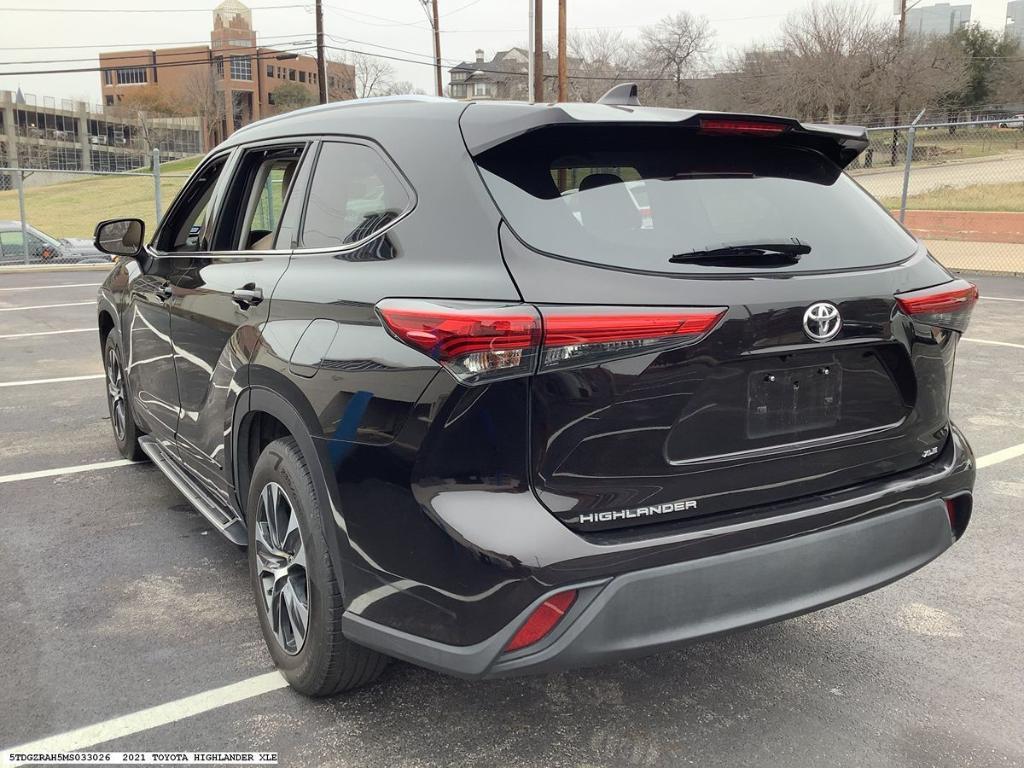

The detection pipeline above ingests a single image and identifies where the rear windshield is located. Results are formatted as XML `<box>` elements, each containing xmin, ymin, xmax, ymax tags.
<box><xmin>473</xmin><ymin>124</ymin><xmax>917</xmax><ymax>274</ymax></box>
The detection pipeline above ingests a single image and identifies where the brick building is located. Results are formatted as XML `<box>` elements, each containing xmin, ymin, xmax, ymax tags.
<box><xmin>99</xmin><ymin>0</ymin><xmax>354</xmax><ymax>149</ymax></box>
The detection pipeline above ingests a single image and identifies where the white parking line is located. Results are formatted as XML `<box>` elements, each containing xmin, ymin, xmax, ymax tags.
<box><xmin>0</xmin><ymin>282</ymin><xmax>100</xmax><ymax>292</ymax></box>
<box><xmin>983</xmin><ymin>296</ymin><xmax>1024</xmax><ymax>303</ymax></box>
<box><xmin>0</xmin><ymin>301</ymin><xmax>93</xmax><ymax>312</ymax></box>
<box><xmin>961</xmin><ymin>338</ymin><xmax>1024</xmax><ymax>350</ymax></box>
<box><xmin>977</xmin><ymin>443</ymin><xmax>1024</xmax><ymax>469</ymax></box>
<box><xmin>2</xmin><ymin>672</ymin><xmax>287</xmax><ymax>760</ymax></box>
<box><xmin>0</xmin><ymin>459</ymin><xmax>138</xmax><ymax>485</ymax></box>
<box><xmin>0</xmin><ymin>327</ymin><xmax>94</xmax><ymax>339</ymax></box>
<box><xmin>0</xmin><ymin>373</ymin><xmax>103</xmax><ymax>388</ymax></box>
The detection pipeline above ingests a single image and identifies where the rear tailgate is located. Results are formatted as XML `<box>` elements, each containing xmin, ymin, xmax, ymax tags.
<box><xmin>465</xmin><ymin>106</ymin><xmax>966</xmax><ymax>533</ymax></box>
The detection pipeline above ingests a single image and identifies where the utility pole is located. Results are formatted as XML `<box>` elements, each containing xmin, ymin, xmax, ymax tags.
<box><xmin>431</xmin><ymin>0</ymin><xmax>442</xmax><ymax>97</ymax></box>
<box><xmin>527</xmin><ymin>0</ymin><xmax>535</xmax><ymax>102</ymax></box>
<box><xmin>890</xmin><ymin>0</ymin><xmax>910</xmax><ymax>165</ymax></box>
<box><xmin>533</xmin><ymin>0</ymin><xmax>544</xmax><ymax>102</ymax></box>
<box><xmin>315</xmin><ymin>0</ymin><xmax>327</xmax><ymax>104</ymax></box>
<box><xmin>557</xmin><ymin>0</ymin><xmax>567</xmax><ymax>102</ymax></box>
<box><xmin>418</xmin><ymin>0</ymin><xmax>443</xmax><ymax>97</ymax></box>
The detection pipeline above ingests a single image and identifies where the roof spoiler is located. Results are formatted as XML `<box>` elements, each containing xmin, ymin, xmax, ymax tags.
<box><xmin>460</xmin><ymin>104</ymin><xmax>870</xmax><ymax>169</ymax></box>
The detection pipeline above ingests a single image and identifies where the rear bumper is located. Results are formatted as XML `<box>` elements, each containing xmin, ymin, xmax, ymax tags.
<box><xmin>342</xmin><ymin>496</ymin><xmax>955</xmax><ymax>678</ymax></box>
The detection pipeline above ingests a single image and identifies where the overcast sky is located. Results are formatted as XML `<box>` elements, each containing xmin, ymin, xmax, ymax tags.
<box><xmin>0</xmin><ymin>0</ymin><xmax>1012</xmax><ymax>105</ymax></box>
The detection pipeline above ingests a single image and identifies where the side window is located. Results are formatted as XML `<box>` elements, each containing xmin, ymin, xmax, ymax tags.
<box><xmin>157</xmin><ymin>157</ymin><xmax>228</xmax><ymax>253</ymax></box>
<box><xmin>300</xmin><ymin>142</ymin><xmax>410</xmax><ymax>249</ymax></box>
<box><xmin>212</xmin><ymin>144</ymin><xmax>304</xmax><ymax>251</ymax></box>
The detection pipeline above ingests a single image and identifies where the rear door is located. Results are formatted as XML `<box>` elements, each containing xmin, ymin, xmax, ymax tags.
<box><xmin>469</xmin><ymin>115</ymin><xmax>964</xmax><ymax>533</ymax></box>
<box><xmin>164</xmin><ymin>142</ymin><xmax>309</xmax><ymax>506</ymax></box>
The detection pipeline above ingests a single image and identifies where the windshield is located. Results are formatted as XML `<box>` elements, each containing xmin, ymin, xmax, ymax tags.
<box><xmin>473</xmin><ymin>124</ymin><xmax>917</xmax><ymax>274</ymax></box>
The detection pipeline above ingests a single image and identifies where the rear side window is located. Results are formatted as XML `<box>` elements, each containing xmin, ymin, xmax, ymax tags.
<box><xmin>474</xmin><ymin>125</ymin><xmax>918</xmax><ymax>274</ymax></box>
<box><xmin>300</xmin><ymin>142</ymin><xmax>410</xmax><ymax>249</ymax></box>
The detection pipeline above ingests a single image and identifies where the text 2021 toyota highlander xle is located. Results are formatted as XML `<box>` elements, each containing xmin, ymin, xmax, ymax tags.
<box><xmin>94</xmin><ymin>92</ymin><xmax>977</xmax><ymax>696</ymax></box>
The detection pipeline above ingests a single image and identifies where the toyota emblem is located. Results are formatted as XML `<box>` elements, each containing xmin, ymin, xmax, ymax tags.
<box><xmin>803</xmin><ymin>302</ymin><xmax>842</xmax><ymax>342</ymax></box>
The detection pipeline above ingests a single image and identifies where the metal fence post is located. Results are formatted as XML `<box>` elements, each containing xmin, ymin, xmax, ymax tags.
<box><xmin>899</xmin><ymin>108</ymin><xmax>927</xmax><ymax>224</ymax></box>
<box><xmin>152</xmin><ymin>147</ymin><xmax>162</xmax><ymax>227</ymax></box>
<box><xmin>15</xmin><ymin>169</ymin><xmax>29</xmax><ymax>265</ymax></box>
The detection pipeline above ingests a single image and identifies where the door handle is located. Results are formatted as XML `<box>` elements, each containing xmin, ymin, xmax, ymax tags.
<box><xmin>231</xmin><ymin>284</ymin><xmax>264</xmax><ymax>308</ymax></box>
<box><xmin>156</xmin><ymin>283</ymin><xmax>173</xmax><ymax>301</ymax></box>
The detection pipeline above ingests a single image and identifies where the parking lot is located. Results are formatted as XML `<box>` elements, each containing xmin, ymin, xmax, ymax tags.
<box><xmin>1</xmin><ymin>267</ymin><xmax>1023</xmax><ymax>768</ymax></box>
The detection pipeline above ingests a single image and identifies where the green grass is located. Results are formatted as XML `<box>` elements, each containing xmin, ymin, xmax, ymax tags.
<box><xmin>0</xmin><ymin>155</ymin><xmax>201</xmax><ymax>239</ymax></box>
<box><xmin>879</xmin><ymin>181</ymin><xmax>1024</xmax><ymax>212</ymax></box>
<box><xmin>866</xmin><ymin>127</ymin><xmax>1024</xmax><ymax>165</ymax></box>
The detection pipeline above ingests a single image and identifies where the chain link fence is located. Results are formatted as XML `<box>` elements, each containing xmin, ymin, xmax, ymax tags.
<box><xmin>850</xmin><ymin>117</ymin><xmax>1024</xmax><ymax>275</ymax></box>
<box><xmin>0</xmin><ymin>149</ymin><xmax>192</xmax><ymax>266</ymax></box>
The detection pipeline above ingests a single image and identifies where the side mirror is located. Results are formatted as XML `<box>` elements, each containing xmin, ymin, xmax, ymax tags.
<box><xmin>94</xmin><ymin>218</ymin><xmax>145</xmax><ymax>258</ymax></box>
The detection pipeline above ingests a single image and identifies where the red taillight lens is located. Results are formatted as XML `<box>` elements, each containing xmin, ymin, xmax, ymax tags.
<box><xmin>377</xmin><ymin>301</ymin><xmax>726</xmax><ymax>383</ymax></box>
<box><xmin>539</xmin><ymin>306</ymin><xmax>726</xmax><ymax>371</ymax></box>
<box><xmin>699</xmin><ymin>118</ymin><xmax>788</xmax><ymax>136</ymax></box>
<box><xmin>376</xmin><ymin>300</ymin><xmax>541</xmax><ymax>384</ymax></box>
<box><xmin>505</xmin><ymin>590</ymin><xmax>577</xmax><ymax>652</ymax></box>
<box><xmin>896</xmin><ymin>279</ymin><xmax>978</xmax><ymax>333</ymax></box>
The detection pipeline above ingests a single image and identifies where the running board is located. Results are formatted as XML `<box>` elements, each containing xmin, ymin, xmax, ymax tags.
<box><xmin>138</xmin><ymin>436</ymin><xmax>248</xmax><ymax>546</ymax></box>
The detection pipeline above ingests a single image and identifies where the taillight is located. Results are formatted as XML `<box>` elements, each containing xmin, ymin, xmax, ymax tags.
<box><xmin>377</xmin><ymin>301</ymin><xmax>726</xmax><ymax>384</ymax></box>
<box><xmin>896</xmin><ymin>279</ymin><xmax>978</xmax><ymax>333</ymax></box>
<box><xmin>376</xmin><ymin>299</ymin><xmax>541</xmax><ymax>384</ymax></box>
<box><xmin>505</xmin><ymin>590</ymin><xmax>577</xmax><ymax>652</ymax></box>
<box><xmin>699</xmin><ymin>118</ymin><xmax>788</xmax><ymax>136</ymax></box>
<box><xmin>538</xmin><ymin>306</ymin><xmax>726</xmax><ymax>371</ymax></box>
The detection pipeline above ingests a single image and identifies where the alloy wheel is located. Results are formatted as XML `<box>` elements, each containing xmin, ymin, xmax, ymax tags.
<box><xmin>255</xmin><ymin>481</ymin><xmax>310</xmax><ymax>655</ymax></box>
<box><xmin>105</xmin><ymin>346</ymin><xmax>127</xmax><ymax>442</ymax></box>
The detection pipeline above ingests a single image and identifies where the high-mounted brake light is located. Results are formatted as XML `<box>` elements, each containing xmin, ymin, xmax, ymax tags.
<box><xmin>377</xmin><ymin>301</ymin><xmax>726</xmax><ymax>384</ymax></box>
<box><xmin>505</xmin><ymin>590</ymin><xmax>577</xmax><ymax>653</ymax></box>
<box><xmin>895</xmin><ymin>280</ymin><xmax>978</xmax><ymax>333</ymax></box>
<box><xmin>699</xmin><ymin>118</ymin><xmax>788</xmax><ymax>136</ymax></box>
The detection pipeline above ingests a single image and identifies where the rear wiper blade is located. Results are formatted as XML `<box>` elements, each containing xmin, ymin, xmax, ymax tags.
<box><xmin>670</xmin><ymin>238</ymin><xmax>811</xmax><ymax>263</ymax></box>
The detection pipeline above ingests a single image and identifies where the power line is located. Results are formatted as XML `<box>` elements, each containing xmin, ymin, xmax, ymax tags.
<box><xmin>0</xmin><ymin>44</ymin><xmax>318</xmax><ymax>77</ymax></box>
<box><xmin>0</xmin><ymin>33</ymin><xmax>308</xmax><ymax>51</ymax></box>
<box><xmin>0</xmin><ymin>37</ymin><xmax>317</xmax><ymax>67</ymax></box>
<box><xmin>0</xmin><ymin>2</ymin><xmax>308</xmax><ymax>11</ymax></box>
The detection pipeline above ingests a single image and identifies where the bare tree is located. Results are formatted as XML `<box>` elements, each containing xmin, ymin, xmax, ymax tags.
<box><xmin>352</xmin><ymin>53</ymin><xmax>396</xmax><ymax>99</ymax></box>
<box><xmin>566</xmin><ymin>29</ymin><xmax>641</xmax><ymax>102</ymax></box>
<box><xmin>180</xmin><ymin>66</ymin><xmax>226</xmax><ymax>150</ymax></box>
<box><xmin>111</xmin><ymin>86</ymin><xmax>181</xmax><ymax>164</ymax></box>
<box><xmin>383</xmin><ymin>80</ymin><xmax>427</xmax><ymax>96</ymax></box>
<box><xmin>639</xmin><ymin>12</ymin><xmax>714</xmax><ymax>106</ymax></box>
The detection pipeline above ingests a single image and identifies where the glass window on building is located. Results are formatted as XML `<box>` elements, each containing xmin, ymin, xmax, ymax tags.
<box><xmin>230</xmin><ymin>55</ymin><xmax>253</xmax><ymax>81</ymax></box>
<box><xmin>103</xmin><ymin>69</ymin><xmax>113</xmax><ymax>85</ymax></box>
<box><xmin>266</xmin><ymin>64</ymin><xmax>274</xmax><ymax>78</ymax></box>
<box><xmin>474</xmin><ymin>82</ymin><xmax>488</xmax><ymax>96</ymax></box>
<box><xmin>299</xmin><ymin>71</ymin><xmax>306</xmax><ymax>83</ymax></box>
<box><xmin>289</xmin><ymin>69</ymin><xmax>296</xmax><ymax>81</ymax></box>
<box><xmin>116</xmin><ymin>67</ymin><xmax>148</xmax><ymax>85</ymax></box>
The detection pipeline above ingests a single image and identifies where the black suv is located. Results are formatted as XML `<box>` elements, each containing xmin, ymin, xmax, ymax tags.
<box><xmin>95</xmin><ymin>95</ymin><xmax>977</xmax><ymax>696</ymax></box>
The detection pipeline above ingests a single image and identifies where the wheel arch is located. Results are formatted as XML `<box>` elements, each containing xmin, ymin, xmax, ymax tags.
<box><xmin>232</xmin><ymin>384</ymin><xmax>352</xmax><ymax>597</ymax></box>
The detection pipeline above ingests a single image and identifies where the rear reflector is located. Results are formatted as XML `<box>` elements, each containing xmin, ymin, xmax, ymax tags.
<box><xmin>505</xmin><ymin>590</ymin><xmax>577</xmax><ymax>652</ymax></box>
<box><xmin>896</xmin><ymin>280</ymin><xmax>978</xmax><ymax>333</ymax></box>
<box><xmin>699</xmin><ymin>118</ymin><xmax>788</xmax><ymax>136</ymax></box>
<box><xmin>377</xmin><ymin>301</ymin><xmax>726</xmax><ymax>384</ymax></box>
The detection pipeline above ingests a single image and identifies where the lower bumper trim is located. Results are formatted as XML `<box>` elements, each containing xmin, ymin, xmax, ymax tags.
<box><xmin>343</xmin><ymin>499</ymin><xmax>954</xmax><ymax>678</ymax></box>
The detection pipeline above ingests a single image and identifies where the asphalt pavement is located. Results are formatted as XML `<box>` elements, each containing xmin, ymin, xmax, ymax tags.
<box><xmin>1</xmin><ymin>267</ymin><xmax>1023</xmax><ymax>768</ymax></box>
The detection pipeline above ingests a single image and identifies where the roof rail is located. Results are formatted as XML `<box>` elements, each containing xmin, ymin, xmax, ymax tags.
<box><xmin>597</xmin><ymin>83</ymin><xmax>641</xmax><ymax>107</ymax></box>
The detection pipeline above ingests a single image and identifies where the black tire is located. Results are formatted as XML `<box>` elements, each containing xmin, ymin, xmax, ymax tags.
<box><xmin>103</xmin><ymin>330</ymin><xmax>146</xmax><ymax>461</ymax></box>
<box><xmin>247</xmin><ymin>436</ymin><xmax>388</xmax><ymax>696</ymax></box>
